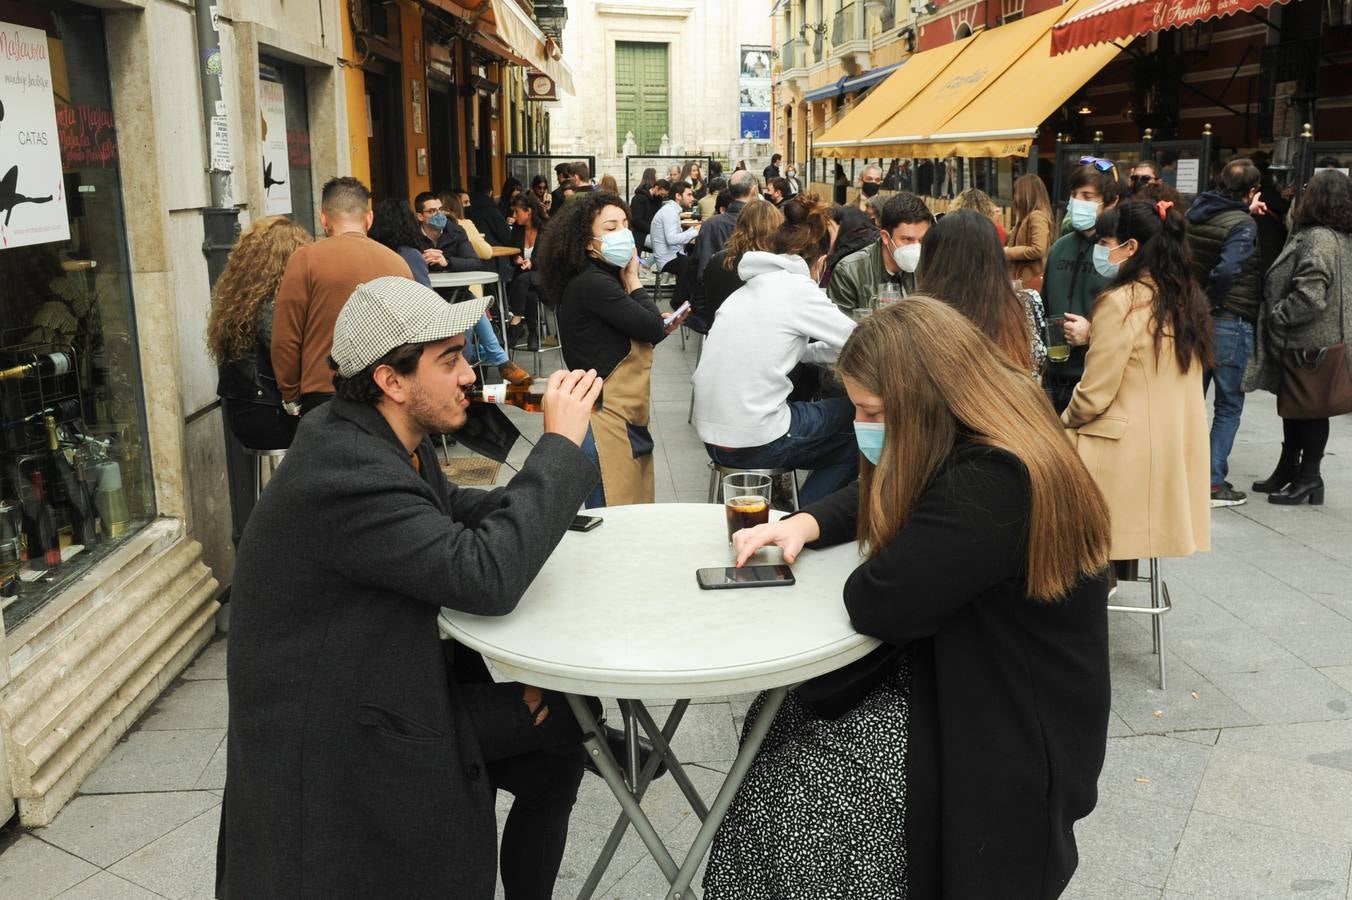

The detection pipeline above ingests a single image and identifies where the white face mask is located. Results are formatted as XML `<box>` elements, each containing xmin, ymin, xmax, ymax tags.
<box><xmin>892</xmin><ymin>241</ymin><xmax>921</xmax><ymax>273</ymax></box>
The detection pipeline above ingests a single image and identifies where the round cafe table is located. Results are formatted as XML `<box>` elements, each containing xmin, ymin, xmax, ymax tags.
<box><xmin>439</xmin><ymin>502</ymin><xmax>877</xmax><ymax>900</ymax></box>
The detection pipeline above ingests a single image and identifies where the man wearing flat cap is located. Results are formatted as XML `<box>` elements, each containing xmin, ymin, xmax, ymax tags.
<box><xmin>217</xmin><ymin>277</ymin><xmax>604</xmax><ymax>899</ymax></box>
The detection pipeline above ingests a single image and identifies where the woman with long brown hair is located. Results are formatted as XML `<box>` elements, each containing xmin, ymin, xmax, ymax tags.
<box><xmin>918</xmin><ymin>209</ymin><xmax>1044</xmax><ymax>375</ymax></box>
<box><xmin>208</xmin><ymin>215</ymin><xmax>312</xmax><ymax>449</ymax></box>
<box><xmin>702</xmin><ymin>296</ymin><xmax>1111</xmax><ymax>899</ymax></box>
<box><xmin>691</xmin><ymin>199</ymin><xmax>784</xmax><ymax>327</ymax></box>
<box><xmin>1005</xmin><ymin>174</ymin><xmax>1053</xmax><ymax>287</ymax></box>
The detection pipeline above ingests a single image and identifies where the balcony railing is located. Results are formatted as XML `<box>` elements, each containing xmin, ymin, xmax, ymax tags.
<box><xmin>781</xmin><ymin>37</ymin><xmax>800</xmax><ymax>71</ymax></box>
<box><xmin>832</xmin><ymin>2</ymin><xmax>859</xmax><ymax>46</ymax></box>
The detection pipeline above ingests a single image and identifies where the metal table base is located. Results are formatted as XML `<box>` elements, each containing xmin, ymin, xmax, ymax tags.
<box><xmin>566</xmin><ymin>688</ymin><xmax>788</xmax><ymax>900</ymax></box>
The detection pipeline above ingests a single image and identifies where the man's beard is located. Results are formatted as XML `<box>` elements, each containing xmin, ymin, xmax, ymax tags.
<box><xmin>408</xmin><ymin>378</ymin><xmax>466</xmax><ymax>436</ymax></box>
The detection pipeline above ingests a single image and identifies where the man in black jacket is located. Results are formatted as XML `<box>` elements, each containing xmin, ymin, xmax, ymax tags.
<box><xmin>1187</xmin><ymin>158</ymin><xmax>1261</xmax><ymax>507</ymax></box>
<box><xmin>693</xmin><ymin>169</ymin><xmax>758</xmax><ymax>275</ymax></box>
<box><xmin>217</xmin><ymin>277</ymin><xmax>604</xmax><ymax>899</ymax></box>
<box><xmin>413</xmin><ymin>190</ymin><xmax>487</xmax><ymax>273</ymax></box>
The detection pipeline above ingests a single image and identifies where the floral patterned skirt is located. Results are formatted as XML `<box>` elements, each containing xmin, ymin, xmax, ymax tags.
<box><xmin>702</xmin><ymin>660</ymin><xmax>912</xmax><ymax>900</ymax></box>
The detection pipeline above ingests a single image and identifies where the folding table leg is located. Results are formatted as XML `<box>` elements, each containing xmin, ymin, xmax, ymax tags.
<box><xmin>565</xmin><ymin>694</ymin><xmax>680</xmax><ymax>884</ymax></box>
<box><xmin>576</xmin><ymin>701</ymin><xmax>691</xmax><ymax>900</ymax></box>
<box><xmin>664</xmin><ymin>686</ymin><xmax>789</xmax><ymax>900</ymax></box>
<box><xmin>633</xmin><ymin>702</ymin><xmax>709</xmax><ymax>822</ymax></box>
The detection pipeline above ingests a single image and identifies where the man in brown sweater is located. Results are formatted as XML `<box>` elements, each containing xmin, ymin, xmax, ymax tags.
<box><xmin>271</xmin><ymin>176</ymin><xmax>412</xmax><ymax>414</ymax></box>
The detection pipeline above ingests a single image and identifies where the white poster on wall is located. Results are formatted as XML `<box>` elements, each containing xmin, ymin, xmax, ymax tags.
<box><xmin>1175</xmin><ymin>158</ymin><xmax>1200</xmax><ymax>195</ymax></box>
<box><xmin>259</xmin><ymin>79</ymin><xmax>290</xmax><ymax>215</ymax></box>
<box><xmin>0</xmin><ymin>21</ymin><xmax>70</xmax><ymax>249</ymax></box>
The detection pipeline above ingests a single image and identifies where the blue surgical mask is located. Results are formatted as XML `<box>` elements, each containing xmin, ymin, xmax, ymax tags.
<box><xmin>1068</xmin><ymin>197</ymin><xmax>1100</xmax><ymax>232</ymax></box>
<box><xmin>596</xmin><ymin>230</ymin><xmax>635</xmax><ymax>268</ymax></box>
<box><xmin>428</xmin><ymin>212</ymin><xmax>448</xmax><ymax>230</ymax></box>
<box><xmin>853</xmin><ymin>421</ymin><xmax>886</xmax><ymax>465</ymax></box>
<box><xmin>1092</xmin><ymin>243</ymin><xmax>1119</xmax><ymax>279</ymax></box>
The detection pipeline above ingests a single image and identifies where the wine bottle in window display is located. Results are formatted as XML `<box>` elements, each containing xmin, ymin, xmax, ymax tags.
<box><xmin>27</xmin><ymin>470</ymin><xmax>62</xmax><ymax>569</ymax></box>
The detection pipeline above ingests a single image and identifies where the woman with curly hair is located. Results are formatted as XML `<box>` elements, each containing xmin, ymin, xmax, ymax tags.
<box><xmin>537</xmin><ymin>191</ymin><xmax>688</xmax><ymax>506</ymax></box>
<box><xmin>1244</xmin><ymin>169</ymin><xmax>1352</xmax><ymax>505</ymax></box>
<box><xmin>209</xmin><ymin>215</ymin><xmax>311</xmax><ymax>449</ymax></box>
<box><xmin>951</xmin><ymin>187</ymin><xmax>1006</xmax><ymax>242</ymax></box>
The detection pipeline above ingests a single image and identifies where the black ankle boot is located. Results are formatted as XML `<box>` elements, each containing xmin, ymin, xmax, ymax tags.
<box><xmin>1252</xmin><ymin>442</ymin><xmax>1301</xmax><ymax>493</ymax></box>
<box><xmin>1269</xmin><ymin>454</ymin><xmax>1324</xmax><ymax>506</ymax></box>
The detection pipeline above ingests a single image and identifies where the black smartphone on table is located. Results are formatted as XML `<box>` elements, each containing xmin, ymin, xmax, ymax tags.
<box><xmin>696</xmin><ymin>564</ymin><xmax>796</xmax><ymax>590</ymax></box>
<box><xmin>569</xmin><ymin>515</ymin><xmax>603</xmax><ymax>532</ymax></box>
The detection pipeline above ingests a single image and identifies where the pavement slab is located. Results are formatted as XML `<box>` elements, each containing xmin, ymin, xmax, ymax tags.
<box><xmin>1165</xmin><ymin>810</ymin><xmax>1352</xmax><ymax>899</ymax></box>
<box><xmin>34</xmin><ymin>790</ymin><xmax>220</xmax><ymax>868</ymax></box>
<box><xmin>108</xmin><ymin>806</ymin><xmax>221</xmax><ymax>900</ymax></box>
<box><xmin>0</xmin><ymin>836</ymin><xmax>101</xmax><ymax>900</ymax></box>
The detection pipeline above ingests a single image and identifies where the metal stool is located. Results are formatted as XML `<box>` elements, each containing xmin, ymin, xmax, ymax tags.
<box><xmin>1108</xmin><ymin>558</ymin><xmax>1172</xmax><ymax>690</ymax></box>
<box><xmin>687</xmin><ymin>330</ymin><xmax>704</xmax><ymax>424</ymax></box>
<box><xmin>706</xmin><ymin>462</ymin><xmax>801</xmax><ymax>512</ymax></box>
<box><xmin>242</xmin><ymin>448</ymin><xmax>286</xmax><ymax>502</ymax></box>
<box><xmin>530</xmin><ymin>303</ymin><xmax>565</xmax><ymax>376</ymax></box>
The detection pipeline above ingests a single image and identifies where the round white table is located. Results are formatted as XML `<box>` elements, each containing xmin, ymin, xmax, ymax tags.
<box><xmin>427</xmin><ymin>270</ymin><xmax>509</xmax><ymax>350</ymax></box>
<box><xmin>438</xmin><ymin>502</ymin><xmax>878</xmax><ymax>900</ymax></box>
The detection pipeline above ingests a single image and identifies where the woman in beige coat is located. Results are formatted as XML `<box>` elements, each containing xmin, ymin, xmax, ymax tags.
<box><xmin>1062</xmin><ymin>200</ymin><xmax>1213</xmax><ymax>561</ymax></box>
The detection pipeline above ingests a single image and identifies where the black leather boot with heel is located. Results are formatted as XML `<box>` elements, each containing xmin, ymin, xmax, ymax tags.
<box><xmin>1269</xmin><ymin>454</ymin><xmax>1324</xmax><ymax>506</ymax></box>
<box><xmin>1252</xmin><ymin>443</ymin><xmax>1301</xmax><ymax>493</ymax></box>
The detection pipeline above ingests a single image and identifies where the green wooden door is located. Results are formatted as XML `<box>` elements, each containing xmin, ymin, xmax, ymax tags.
<box><xmin>615</xmin><ymin>42</ymin><xmax>669</xmax><ymax>154</ymax></box>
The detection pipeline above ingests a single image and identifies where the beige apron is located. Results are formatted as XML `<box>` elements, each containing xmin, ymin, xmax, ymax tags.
<box><xmin>592</xmin><ymin>339</ymin><xmax>655</xmax><ymax>505</ymax></box>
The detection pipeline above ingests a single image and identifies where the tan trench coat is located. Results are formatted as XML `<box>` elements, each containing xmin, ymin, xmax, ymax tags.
<box><xmin>1062</xmin><ymin>281</ymin><xmax>1210</xmax><ymax>561</ymax></box>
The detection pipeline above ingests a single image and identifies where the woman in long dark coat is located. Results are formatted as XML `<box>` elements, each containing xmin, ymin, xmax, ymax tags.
<box><xmin>703</xmin><ymin>296</ymin><xmax>1113</xmax><ymax>899</ymax></box>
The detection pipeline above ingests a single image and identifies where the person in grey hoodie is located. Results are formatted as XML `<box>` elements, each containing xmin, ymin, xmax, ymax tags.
<box><xmin>1186</xmin><ymin>158</ymin><xmax>1262</xmax><ymax>507</ymax></box>
<box><xmin>691</xmin><ymin>194</ymin><xmax>858</xmax><ymax>505</ymax></box>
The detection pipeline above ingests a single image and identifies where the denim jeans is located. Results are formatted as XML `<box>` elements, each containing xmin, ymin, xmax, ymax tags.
<box><xmin>705</xmin><ymin>396</ymin><xmax>859</xmax><ymax>507</ymax></box>
<box><xmin>463</xmin><ymin>315</ymin><xmax>508</xmax><ymax>368</ymax></box>
<box><xmin>1202</xmin><ymin>316</ymin><xmax>1253</xmax><ymax>488</ymax></box>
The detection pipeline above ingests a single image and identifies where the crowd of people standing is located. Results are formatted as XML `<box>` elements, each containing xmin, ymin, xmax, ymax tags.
<box><xmin>207</xmin><ymin>150</ymin><xmax>1350</xmax><ymax>900</ymax></box>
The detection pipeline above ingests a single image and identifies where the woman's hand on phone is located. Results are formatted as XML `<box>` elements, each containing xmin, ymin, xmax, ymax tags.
<box><xmin>732</xmin><ymin>514</ymin><xmax>821</xmax><ymax>567</ymax></box>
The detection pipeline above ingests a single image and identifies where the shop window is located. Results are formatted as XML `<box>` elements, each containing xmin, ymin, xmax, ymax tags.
<box><xmin>259</xmin><ymin>59</ymin><xmax>315</xmax><ymax>234</ymax></box>
<box><xmin>1</xmin><ymin>2</ymin><xmax>156</xmax><ymax>629</ymax></box>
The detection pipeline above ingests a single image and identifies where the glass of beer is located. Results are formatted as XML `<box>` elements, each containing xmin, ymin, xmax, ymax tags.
<box><xmin>1045</xmin><ymin>315</ymin><xmax>1071</xmax><ymax>363</ymax></box>
<box><xmin>723</xmin><ymin>473</ymin><xmax>772</xmax><ymax>541</ymax></box>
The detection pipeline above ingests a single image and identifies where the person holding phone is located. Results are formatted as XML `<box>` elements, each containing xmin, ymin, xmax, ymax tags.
<box><xmin>537</xmin><ymin>190</ymin><xmax>688</xmax><ymax>507</ymax></box>
<box><xmin>702</xmin><ymin>296</ymin><xmax>1113</xmax><ymax>899</ymax></box>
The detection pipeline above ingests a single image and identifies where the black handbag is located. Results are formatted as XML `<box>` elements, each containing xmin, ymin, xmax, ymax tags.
<box><xmin>1278</xmin><ymin>243</ymin><xmax>1352</xmax><ymax>418</ymax></box>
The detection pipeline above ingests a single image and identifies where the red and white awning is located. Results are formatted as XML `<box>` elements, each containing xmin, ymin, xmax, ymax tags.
<box><xmin>1051</xmin><ymin>0</ymin><xmax>1290</xmax><ymax>55</ymax></box>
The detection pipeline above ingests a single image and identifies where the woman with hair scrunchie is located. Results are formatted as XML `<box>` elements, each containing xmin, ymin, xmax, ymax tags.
<box><xmin>1062</xmin><ymin>198</ymin><xmax>1213</xmax><ymax>572</ymax></box>
<box><xmin>1243</xmin><ymin>168</ymin><xmax>1352</xmax><ymax>505</ymax></box>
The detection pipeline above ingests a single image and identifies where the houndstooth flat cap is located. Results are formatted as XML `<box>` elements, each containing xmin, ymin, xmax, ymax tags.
<box><xmin>331</xmin><ymin>276</ymin><xmax>489</xmax><ymax>377</ymax></box>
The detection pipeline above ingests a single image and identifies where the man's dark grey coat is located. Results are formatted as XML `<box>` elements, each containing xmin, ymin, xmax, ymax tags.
<box><xmin>216</xmin><ymin>397</ymin><xmax>596</xmax><ymax>898</ymax></box>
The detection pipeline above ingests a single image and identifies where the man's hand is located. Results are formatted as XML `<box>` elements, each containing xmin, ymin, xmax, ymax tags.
<box><xmin>423</xmin><ymin>248</ymin><xmax>448</xmax><ymax>268</ymax></box>
<box><xmin>1062</xmin><ymin>312</ymin><xmax>1092</xmax><ymax>347</ymax></box>
<box><xmin>732</xmin><ymin>515</ymin><xmax>821</xmax><ymax>567</ymax></box>
<box><xmin>542</xmin><ymin>368</ymin><xmax>602</xmax><ymax>447</ymax></box>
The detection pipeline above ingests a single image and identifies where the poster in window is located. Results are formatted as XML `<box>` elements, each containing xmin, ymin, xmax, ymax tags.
<box><xmin>0</xmin><ymin>21</ymin><xmax>70</xmax><ymax>249</ymax></box>
<box><xmin>738</xmin><ymin>44</ymin><xmax>771</xmax><ymax>140</ymax></box>
<box><xmin>259</xmin><ymin>79</ymin><xmax>291</xmax><ymax>215</ymax></box>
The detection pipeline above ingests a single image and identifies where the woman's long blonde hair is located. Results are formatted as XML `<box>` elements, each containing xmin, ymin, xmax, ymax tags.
<box><xmin>207</xmin><ymin>216</ymin><xmax>312</xmax><ymax>362</ymax></box>
<box><xmin>837</xmin><ymin>295</ymin><xmax>1110</xmax><ymax>601</ymax></box>
<box><xmin>723</xmin><ymin>200</ymin><xmax>784</xmax><ymax>269</ymax></box>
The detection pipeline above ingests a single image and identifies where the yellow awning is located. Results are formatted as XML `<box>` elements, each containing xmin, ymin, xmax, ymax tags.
<box><xmin>815</xmin><ymin>37</ymin><xmax>973</xmax><ymax>154</ymax></box>
<box><xmin>817</xmin><ymin>0</ymin><xmax>1127</xmax><ymax>159</ymax></box>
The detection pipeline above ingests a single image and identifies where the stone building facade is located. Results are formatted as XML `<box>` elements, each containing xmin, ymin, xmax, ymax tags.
<box><xmin>546</xmin><ymin>0</ymin><xmax>774</xmax><ymax>187</ymax></box>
